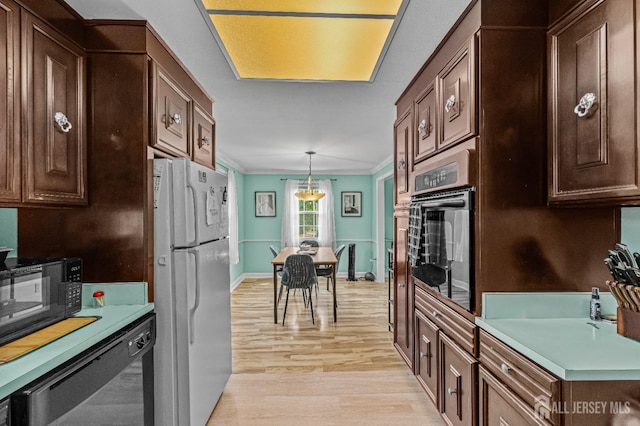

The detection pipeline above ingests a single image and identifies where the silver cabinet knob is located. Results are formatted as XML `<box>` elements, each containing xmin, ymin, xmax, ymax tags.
<box><xmin>202</xmin><ymin>136</ymin><xmax>211</xmax><ymax>146</ymax></box>
<box><xmin>54</xmin><ymin>112</ymin><xmax>72</xmax><ymax>133</ymax></box>
<box><xmin>501</xmin><ymin>363</ymin><xmax>510</xmax><ymax>374</ymax></box>
<box><xmin>418</xmin><ymin>119</ymin><xmax>426</xmax><ymax>133</ymax></box>
<box><xmin>447</xmin><ymin>387</ymin><xmax>457</xmax><ymax>395</ymax></box>
<box><xmin>432</xmin><ymin>310</ymin><xmax>440</xmax><ymax>318</ymax></box>
<box><xmin>170</xmin><ymin>113</ymin><xmax>182</xmax><ymax>125</ymax></box>
<box><xmin>444</xmin><ymin>95</ymin><xmax>456</xmax><ymax>113</ymax></box>
<box><xmin>419</xmin><ymin>351</ymin><xmax>426</xmax><ymax>358</ymax></box>
<box><xmin>574</xmin><ymin>93</ymin><xmax>596</xmax><ymax>117</ymax></box>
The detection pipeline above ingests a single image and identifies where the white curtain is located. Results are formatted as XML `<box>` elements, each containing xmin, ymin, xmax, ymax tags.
<box><xmin>281</xmin><ymin>179</ymin><xmax>300</xmax><ymax>247</ymax></box>
<box><xmin>316</xmin><ymin>179</ymin><xmax>336</xmax><ymax>249</ymax></box>
<box><xmin>227</xmin><ymin>170</ymin><xmax>240</xmax><ymax>264</ymax></box>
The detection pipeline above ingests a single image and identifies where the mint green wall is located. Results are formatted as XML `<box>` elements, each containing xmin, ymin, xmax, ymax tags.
<box><xmin>0</xmin><ymin>209</ymin><xmax>17</xmax><ymax>257</ymax></box>
<box><xmin>621</xmin><ymin>208</ymin><xmax>640</xmax><ymax>253</ymax></box>
<box><xmin>242</xmin><ymin>173</ymin><xmax>375</xmax><ymax>274</ymax></box>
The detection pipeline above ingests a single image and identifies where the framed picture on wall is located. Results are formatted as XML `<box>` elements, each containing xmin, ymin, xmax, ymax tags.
<box><xmin>255</xmin><ymin>191</ymin><xmax>276</xmax><ymax>217</ymax></box>
<box><xmin>341</xmin><ymin>191</ymin><xmax>362</xmax><ymax>217</ymax></box>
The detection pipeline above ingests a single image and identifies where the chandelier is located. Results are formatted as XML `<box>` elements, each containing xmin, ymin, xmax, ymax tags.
<box><xmin>295</xmin><ymin>151</ymin><xmax>325</xmax><ymax>201</ymax></box>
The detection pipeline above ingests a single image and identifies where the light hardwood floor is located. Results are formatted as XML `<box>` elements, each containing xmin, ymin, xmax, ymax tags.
<box><xmin>207</xmin><ymin>277</ymin><xmax>443</xmax><ymax>425</ymax></box>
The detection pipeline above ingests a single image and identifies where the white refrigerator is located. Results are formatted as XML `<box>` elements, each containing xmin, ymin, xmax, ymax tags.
<box><xmin>153</xmin><ymin>158</ymin><xmax>231</xmax><ymax>426</ymax></box>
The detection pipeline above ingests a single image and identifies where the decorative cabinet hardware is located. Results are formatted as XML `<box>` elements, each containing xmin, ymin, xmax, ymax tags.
<box><xmin>573</xmin><ymin>93</ymin><xmax>596</xmax><ymax>118</ymax></box>
<box><xmin>397</xmin><ymin>158</ymin><xmax>405</xmax><ymax>169</ymax></box>
<box><xmin>444</xmin><ymin>95</ymin><xmax>457</xmax><ymax>113</ymax></box>
<box><xmin>54</xmin><ymin>112</ymin><xmax>72</xmax><ymax>133</ymax></box>
<box><xmin>447</xmin><ymin>387</ymin><xmax>457</xmax><ymax>395</ymax></box>
<box><xmin>170</xmin><ymin>113</ymin><xmax>182</xmax><ymax>125</ymax></box>
<box><xmin>500</xmin><ymin>363</ymin><xmax>510</xmax><ymax>374</ymax></box>
<box><xmin>201</xmin><ymin>136</ymin><xmax>210</xmax><ymax>146</ymax></box>
<box><xmin>420</xmin><ymin>351</ymin><xmax>427</xmax><ymax>358</ymax></box>
<box><xmin>432</xmin><ymin>310</ymin><xmax>440</xmax><ymax>318</ymax></box>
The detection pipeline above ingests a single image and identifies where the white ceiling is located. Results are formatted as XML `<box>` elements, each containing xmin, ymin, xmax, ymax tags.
<box><xmin>65</xmin><ymin>0</ymin><xmax>472</xmax><ymax>175</ymax></box>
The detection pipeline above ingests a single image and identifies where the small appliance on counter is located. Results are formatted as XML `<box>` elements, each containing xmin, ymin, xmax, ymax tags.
<box><xmin>0</xmin><ymin>257</ymin><xmax>82</xmax><ymax>347</ymax></box>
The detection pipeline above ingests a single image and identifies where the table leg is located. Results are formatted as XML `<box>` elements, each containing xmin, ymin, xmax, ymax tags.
<box><xmin>332</xmin><ymin>266</ymin><xmax>337</xmax><ymax>322</ymax></box>
<box><xmin>273</xmin><ymin>265</ymin><xmax>278</xmax><ymax>324</ymax></box>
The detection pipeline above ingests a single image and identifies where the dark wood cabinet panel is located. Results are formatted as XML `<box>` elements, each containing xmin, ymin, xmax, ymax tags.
<box><xmin>549</xmin><ymin>0</ymin><xmax>640</xmax><ymax>204</ymax></box>
<box><xmin>394</xmin><ymin>213</ymin><xmax>413</xmax><ymax>368</ymax></box>
<box><xmin>0</xmin><ymin>0</ymin><xmax>20</xmax><ymax>203</ymax></box>
<box><xmin>440</xmin><ymin>332</ymin><xmax>478</xmax><ymax>426</ymax></box>
<box><xmin>193</xmin><ymin>103</ymin><xmax>215</xmax><ymax>170</ymax></box>
<box><xmin>415</xmin><ymin>309</ymin><xmax>439</xmax><ymax>406</ymax></box>
<box><xmin>22</xmin><ymin>10</ymin><xmax>86</xmax><ymax>205</ymax></box>
<box><xmin>478</xmin><ymin>366</ymin><xmax>552</xmax><ymax>426</ymax></box>
<box><xmin>394</xmin><ymin>108</ymin><xmax>411</xmax><ymax>207</ymax></box>
<box><xmin>153</xmin><ymin>67</ymin><xmax>191</xmax><ymax>158</ymax></box>
<box><xmin>414</xmin><ymin>79</ymin><xmax>438</xmax><ymax>164</ymax></box>
<box><xmin>439</xmin><ymin>36</ymin><xmax>476</xmax><ymax>150</ymax></box>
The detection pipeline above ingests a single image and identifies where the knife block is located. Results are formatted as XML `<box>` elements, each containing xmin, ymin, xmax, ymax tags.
<box><xmin>606</xmin><ymin>281</ymin><xmax>640</xmax><ymax>341</ymax></box>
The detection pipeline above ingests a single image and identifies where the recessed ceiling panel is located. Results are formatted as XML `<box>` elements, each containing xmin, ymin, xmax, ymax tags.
<box><xmin>203</xmin><ymin>0</ymin><xmax>402</xmax><ymax>15</ymax></box>
<box><xmin>209</xmin><ymin>14</ymin><xmax>393</xmax><ymax>81</ymax></box>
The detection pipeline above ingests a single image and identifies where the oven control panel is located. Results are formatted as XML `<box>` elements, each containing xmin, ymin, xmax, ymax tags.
<box><xmin>415</xmin><ymin>162</ymin><xmax>458</xmax><ymax>192</ymax></box>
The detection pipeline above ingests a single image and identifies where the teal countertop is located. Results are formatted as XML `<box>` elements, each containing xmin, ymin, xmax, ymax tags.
<box><xmin>476</xmin><ymin>292</ymin><xmax>640</xmax><ymax>381</ymax></box>
<box><xmin>0</xmin><ymin>282</ymin><xmax>153</xmax><ymax>400</ymax></box>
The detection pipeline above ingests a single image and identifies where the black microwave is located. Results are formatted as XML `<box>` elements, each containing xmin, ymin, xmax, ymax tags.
<box><xmin>0</xmin><ymin>258</ymin><xmax>82</xmax><ymax>347</ymax></box>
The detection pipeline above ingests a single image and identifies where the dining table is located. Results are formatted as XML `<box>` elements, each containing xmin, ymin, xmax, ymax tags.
<box><xmin>271</xmin><ymin>246</ymin><xmax>338</xmax><ymax>324</ymax></box>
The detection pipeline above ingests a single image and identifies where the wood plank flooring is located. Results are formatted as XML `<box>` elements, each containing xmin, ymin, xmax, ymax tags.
<box><xmin>207</xmin><ymin>277</ymin><xmax>443</xmax><ymax>425</ymax></box>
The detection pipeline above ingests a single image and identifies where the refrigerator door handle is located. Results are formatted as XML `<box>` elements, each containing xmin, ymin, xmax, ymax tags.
<box><xmin>186</xmin><ymin>175</ymin><xmax>200</xmax><ymax>247</ymax></box>
<box><xmin>188</xmin><ymin>248</ymin><xmax>201</xmax><ymax>345</ymax></box>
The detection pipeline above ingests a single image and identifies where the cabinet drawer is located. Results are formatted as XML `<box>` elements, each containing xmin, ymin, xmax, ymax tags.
<box><xmin>479</xmin><ymin>330</ymin><xmax>560</xmax><ymax>425</ymax></box>
<box><xmin>415</xmin><ymin>285</ymin><xmax>477</xmax><ymax>355</ymax></box>
<box><xmin>154</xmin><ymin>68</ymin><xmax>191</xmax><ymax>157</ymax></box>
<box><xmin>440</xmin><ymin>332</ymin><xmax>478</xmax><ymax>426</ymax></box>
<box><xmin>479</xmin><ymin>366</ymin><xmax>553</xmax><ymax>426</ymax></box>
<box><xmin>414</xmin><ymin>79</ymin><xmax>437</xmax><ymax>163</ymax></box>
<box><xmin>439</xmin><ymin>36</ymin><xmax>476</xmax><ymax>149</ymax></box>
<box><xmin>415</xmin><ymin>309</ymin><xmax>439</xmax><ymax>406</ymax></box>
<box><xmin>193</xmin><ymin>104</ymin><xmax>215</xmax><ymax>169</ymax></box>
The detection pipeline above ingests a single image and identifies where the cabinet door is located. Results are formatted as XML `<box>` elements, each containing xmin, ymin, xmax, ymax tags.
<box><xmin>394</xmin><ymin>108</ymin><xmax>411</xmax><ymax>207</ymax></box>
<box><xmin>549</xmin><ymin>0</ymin><xmax>639</xmax><ymax>204</ymax></box>
<box><xmin>439</xmin><ymin>37</ymin><xmax>476</xmax><ymax>149</ymax></box>
<box><xmin>479</xmin><ymin>366</ymin><xmax>552</xmax><ymax>426</ymax></box>
<box><xmin>0</xmin><ymin>0</ymin><xmax>20</xmax><ymax>203</ymax></box>
<box><xmin>154</xmin><ymin>67</ymin><xmax>191</xmax><ymax>158</ymax></box>
<box><xmin>414</xmin><ymin>79</ymin><xmax>438</xmax><ymax>163</ymax></box>
<box><xmin>193</xmin><ymin>104</ymin><xmax>215</xmax><ymax>169</ymax></box>
<box><xmin>23</xmin><ymin>11</ymin><xmax>86</xmax><ymax>205</ymax></box>
<box><xmin>415</xmin><ymin>309</ymin><xmax>439</xmax><ymax>406</ymax></box>
<box><xmin>440</xmin><ymin>332</ymin><xmax>477</xmax><ymax>426</ymax></box>
<box><xmin>394</xmin><ymin>213</ymin><xmax>413</xmax><ymax>368</ymax></box>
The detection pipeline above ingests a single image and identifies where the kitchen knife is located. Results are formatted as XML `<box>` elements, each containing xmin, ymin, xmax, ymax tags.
<box><xmin>604</xmin><ymin>258</ymin><xmax>623</xmax><ymax>282</ymax></box>
<box><xmin>606</xmin><ymin>281</ymin><xmax>624</xmax><ymax>308</ymax></box>
<box><xmin>614</xmin><ymin>281</ymin><xmax>635</xmax><ymax>310</ymax></box>
<box><xmin>615</xmin><ymin>243</ymin><xmax>636</xmax><ymax>268</ymax></box>
<box><xmin>608</xmin><ymin>250</ymin><xmax>623</xmax><ymax>266</ymax></box>
<box><xmin>634</xmin><ymin>252</ymin><xmax>640</xmax><ymax>268</ymax></box>
<box><xmin>625</xmin><ymin>284</ymin><xmax>640</xmax><ymax>312</ymax></box>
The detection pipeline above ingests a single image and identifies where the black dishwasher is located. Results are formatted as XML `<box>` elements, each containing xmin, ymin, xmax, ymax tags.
<box><xmin>10</xmin><ymin>312</ymin><xmax>155</xmax><ymax>426</ymax></box>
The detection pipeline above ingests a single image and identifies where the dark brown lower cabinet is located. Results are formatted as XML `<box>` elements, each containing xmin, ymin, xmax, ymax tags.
<box><xmin>440</xmin><ymin>332</ymin><xmax>478</xmax><ymax>426</ymax></box>
<box><xmin>479</xmin><ymin>366</ymin><xmax>552</xmax><ymax>426</ymax></box>
<box><xmin>415</xmin><ymin>309</ymin><xmax>439</xmax><ymax>406</ymax></box>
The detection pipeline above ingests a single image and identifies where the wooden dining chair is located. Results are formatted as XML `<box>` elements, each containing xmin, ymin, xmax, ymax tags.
<box><xmin>280</xmin><ymin>254</ymin><xmax>318</xmax><ymax>325</ymax></box>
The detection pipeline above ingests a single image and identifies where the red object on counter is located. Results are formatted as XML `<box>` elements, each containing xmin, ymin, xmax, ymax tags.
<box><xmin>92</xmin><ymin>291</ymin><xmax>104</xmax><ymax>298</ymax></box>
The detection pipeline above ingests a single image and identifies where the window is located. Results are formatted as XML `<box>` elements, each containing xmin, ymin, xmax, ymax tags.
<box><xmin>299</xmin><ymin>199</ymin><xmax>319</xmax><ymax>238</ymax></box>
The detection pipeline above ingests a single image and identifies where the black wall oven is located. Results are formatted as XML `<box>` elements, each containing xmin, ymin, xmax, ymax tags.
<box><xmin>409</xmin><ymin>188</ymin><xmax>474</xmax><ymax>311</ymax></box>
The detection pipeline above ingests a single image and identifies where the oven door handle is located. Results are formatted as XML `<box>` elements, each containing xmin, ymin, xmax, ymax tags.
<box><xmin>417</xmin><ymin>199</ymin><xmax>466</xmax><ymax>209</ymax></box>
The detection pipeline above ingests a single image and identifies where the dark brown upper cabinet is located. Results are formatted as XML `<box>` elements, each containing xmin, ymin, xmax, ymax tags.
<box><xmin>22</xmin><ymin>10</ymin><xmax>86</xmax><ymax>205</ymax></box>
<box><xmin>0</xmin><ymin>1</ymin><xmax>86</xmax><ymax>207</ymax></box>
<box><xmin>548</xmin><ymin>0</ymin><xmax>640</xmax><ymax>205</ymax></box>
<box><xmin>193</xmin><ymin>104</ymin><xmax>216</xmax><ymax>170</ymax></box>
<box><xmin>394</xmin><ymin>107</ymin><xmax>412</xmax><ymax>208</ymax></box>
<box><xmin>153</xmin><ymin>66</ymin><xmax>191</xmax><ymax>158</ymax></box>
<box><xmin>0</xmin><ymin>0</ymin><xmax>20</xmax><ymax>203</ymax></box>
<box><xmin>414</xmin><ymin>79</ymin><xmax>438</xmax><ymax>164</ymax></box>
